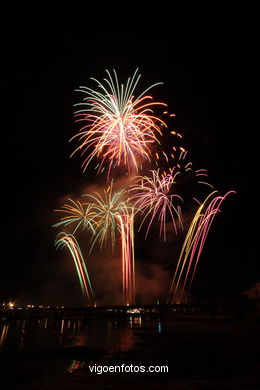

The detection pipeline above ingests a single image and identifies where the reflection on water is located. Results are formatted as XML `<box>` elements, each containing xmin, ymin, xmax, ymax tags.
<box><xmin>0</xmin><ymin>323</ymin><xmax>9</xmax><ymax>348</ymax></box>
<box><xmin>157</xmin><ymin>319</ymin><xmax>162</xmax><ymax>333</ymax></box>
<box><xmin>0</xmin><ymin>315</ymin><xmax>161</xmax><ymax>354</ymax></box>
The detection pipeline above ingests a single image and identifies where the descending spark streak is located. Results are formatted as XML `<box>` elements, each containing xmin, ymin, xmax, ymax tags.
<box><xmin>55</xmin><ymin>232</ymin><xmax>95</xmax><ymax>306</ymax></box>
<box><xmin>71</xmin><ymin>69</ymin><xmax>167</xmax><ymax>178</ymax></box>
<box><xmin>131</xmin><ymin>169</ymin><xmax>183</xmax><ymax>241</ymax></box>
<box><xmin>81</xmin><ymin>184</ymin><xmax>135</xmax><ymax>305</ymax></box>
<box><xmin>117</xmin><ymin>211</ymin><xmax>135</xmax><ymax>306</ymax></box>
<box><xmin>168</xmin><ymin>190</ymin><xmax>236</xmax><ymax>304</ymax></box>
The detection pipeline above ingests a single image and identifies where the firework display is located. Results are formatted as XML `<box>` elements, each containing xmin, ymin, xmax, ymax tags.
<box><xmin>53</xmin><ymin>69</ymin><xmax>235</xmax><ymax>306</ymax></box>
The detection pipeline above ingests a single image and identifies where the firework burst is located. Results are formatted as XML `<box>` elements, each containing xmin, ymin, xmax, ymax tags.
<box><xmin>130</xmin><ymin>168</ymin><xmax>183</xmax><ymax>241</ymax></box>
<box><xmin>71</xmin><ymin>69</ymin><xmax>167</xmax><ymax>178</ymax></box>
<box><xmin>53</xmin><ymin>198</ymin><xmax>96</xmax><ymax>234</ymax></box>
<box><xmin>83</xmin><ymin>184</ymin><xmax>129</xmax><ymax>251</ymax></box>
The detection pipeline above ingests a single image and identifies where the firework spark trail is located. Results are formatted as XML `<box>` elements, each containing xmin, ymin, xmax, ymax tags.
<box><xmin>130</xmin><ymin>169</ymin><xmax>183</xmax><ymax>241</ymax></box>
<box><xmin>82</xmin><ymin>184</ymin><xmax>129</xmax><ymax>252</ymax></box>
<box><xmin>53</xmin><ymin>198</ymin><xmax>96</xmax><ymax>234</ymax></box>
<box><xmin>55</xmin><ymin>232</ymin><xmax>95</xmax><ymax>306</ymax></box>
<box><xmin>155</xmin><ymin>142</ymin><xmax>214</xmax><ymax>191</ymax></box>
<box><xmin>168</xmin><ymin>190</ymin><xmax>236</xmax><ymax>304</ymax></box>
<box><xmin>195</xmin><ymin>169</ymin><xmax>214</xmax><ymax>189</ymax></box>
<box><xmin>169</xmin><ymin>191</ymin><xmax>217</xmax><ymax>303</ymax></box>
<box><xmin>70</xmin><ymin>69</ymin><xmax>167</xmax><ymax>178</ymax></box>
<box><xmin>83</xmin><ymin>184</ymin><xmax>135</xmax><ymax>305</ymax></box>
<box><xmin>117</xmin><ymin>211</ymin><xmax>135</xmax><ymax>305</ymax></box>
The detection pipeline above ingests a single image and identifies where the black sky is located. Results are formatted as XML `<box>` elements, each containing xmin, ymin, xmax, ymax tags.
<box><xmin>1</xmin><ymin>17</ymin><xmax>257</xmax><ymax>305</ymax></box>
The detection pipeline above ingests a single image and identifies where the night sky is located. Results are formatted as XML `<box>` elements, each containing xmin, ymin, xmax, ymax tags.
<box><xmin>1</xmin><ymin>20</ymin><xmax>257</xmax><ymax>306</ymax></box>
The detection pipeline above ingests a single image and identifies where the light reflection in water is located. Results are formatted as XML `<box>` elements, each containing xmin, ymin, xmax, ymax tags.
<box><xmin>107</xmin><ymin>319</ymin><xmax>112</xmax><ymax>340</ymax></box>
<box><xmin>118</xmin><ymin>327</ymin><xmax>133</xmax><ymax>352</ymax></box>
<box><xmin>0</xmin><ymin>323</ymin><xmax>9</xmax><ymax>348</ymax></box>
<box><xmin>0</xmin><ymin>315</ymin><xmax>161</xmax><ymax>354</ymax></box>
<box><xmin>18</xmin><ymin>320</ymin><xmax>26</xmax><ymax>350</ymax></box>
<box><xmin>72</xmin><ymin>321</ymin><xmax>77</xmax><ymax>336</ymax></box>
<box><xmin>61</xmin><ymin>319</ymin><xmax>65</xmax><ymax>335</ymax></box>
<box><xmin>59</xmin><ymin>319</ymin><xmax>65</xmax><ymax>344</ymax></box>
<box><xmin>157</xmin><ymin>319</ymin><xmax>162</xmax><ymax>333</ymax></box>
